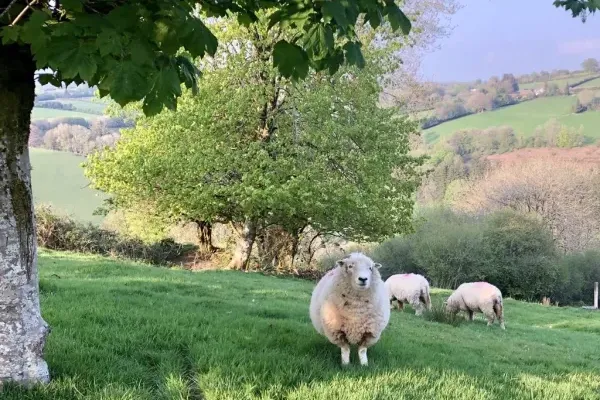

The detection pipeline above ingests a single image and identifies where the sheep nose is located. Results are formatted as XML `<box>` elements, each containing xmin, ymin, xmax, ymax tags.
<box><xmin>358</xmin><ymin>277</ymin><xmax>368</xmax><ymax>284</ymax></box>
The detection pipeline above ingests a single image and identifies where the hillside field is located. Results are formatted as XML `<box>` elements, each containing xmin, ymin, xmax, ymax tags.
<box><xmin>4</xmin><ymin>250</ymin><xmax>600</xmax><ymax>400</ymax></box>
<box><xmin>32</xmin><ymin>107</ymin><xmax>101</xmax><ymax>120</ymax></box>
<box><xmin>519</xmin><ymin>73</ymin><xmax>597</xmax><ymax>90</ymax></box>
<box><xmin>424</xmin><ymin>96</ymin><xmax>600</xmax><ymax>142</ymax></box>
<box><xmin>30</xmin><ymin>148</ymin><xmax>105</xmax><ymax>224</ymax></box>
<box><xmin>38</xmin><ymin>97</ymin><xmax>108</xmax><ymax>114</ymax></box>
<box><xmin>576</xmin><ymin>77</ymin><xmax>600</xmax><ymax>89</ymax></box>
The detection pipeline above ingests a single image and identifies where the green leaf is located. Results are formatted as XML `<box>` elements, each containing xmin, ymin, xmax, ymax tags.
<box><xmin>366</xmin><ymin>8</ymin><xmax>382</xmax><ymax>30</ymax></box>
<box><xmin>181</xmin><ymin>19</ymin><xmax>218</xmax><ymax>58</ymax></box>
<box><xmin>96</xmin><ymin>30</ymin><xmax>122</xmax><ymax>57</ymax></box>
<box><xmin>37</xmin><ymin>73</ymin><xmax>61</xmax><ymax>86</ymax></box>
<box><xmin>20</xmin><ymin>10</ymin><xmax>49</xmax><ymax>43</ymax></box>
<box><xmin>343</xmin><ymin>41</ymin><xmax>365</xmax><ymax>68</ymax></box>
<box><xmin>78</xmin><ymin>55</ymin><xmax>98</xmax><ymax>81</ymax></box>
<box><xmin>107</xmin><ymin>5</ymin><xmax>138</xmax><ymax>29</ymax></box>
<box><xmin>109</xmin><ymin>61</ymin><xmax>151</xmax><ymax>106</ymax></box>
<box><xmin>0</xmin><ymin>26</ymin><xmax>20</xmax><ymax>45</ymax></box>
<box><xmin>130</xmin><ymin>39</ymin><xmax>154</xmax><ymax>65</ymax></box>
<box><xmin>60</xmin><ymin>0</ymin><xmax>83</xmax><ymax>12</ymax></box>
<box><xmin>385</xmin><ymin>2</ymin><xmax>411</xmax><ymax>35</ymax></box>
<box><xmin>143</xmin><ymin>63</ymin><xmax>182</xmax><ymax>115</ymax></box>
<box><xmin>268</xmin><ymin>8</ymin><xmax>315</xmax><ymax>31</ymax></box>
<box><xmin>273</xmin><ymin>40</ymin><xmax>309</xmax><ymax>80</ymax></box>
<box><xmin>322</xmin><ymin>0</ymin><xmax>348</xmax><ymax>27</ymax></box>
<box><xmin>304</xmin><ymin>24</ymin><xmax>334</xmax><ymax>60</ymax></box>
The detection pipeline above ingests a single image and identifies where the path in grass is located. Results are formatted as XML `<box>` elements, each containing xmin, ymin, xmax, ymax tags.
<box><xmin>424</xmin><ymin>96</ymin><xmax>600</xmax><ymax>142</ymax></box>
<box><xmin>30</xmin><ymin>148</ymin><xmax>105</xmax><ymax>224</ymax></box>
<box><xmin>4</xmin><ymin>250</ymin><xmax>600</xmax><ymax>399</ymax></box>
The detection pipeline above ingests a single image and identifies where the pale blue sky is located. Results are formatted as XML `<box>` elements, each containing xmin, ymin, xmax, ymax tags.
<box><xmin>421</xmin><ymin>0</ymin><xmax>600</xmax><ymax>82</ymax></box>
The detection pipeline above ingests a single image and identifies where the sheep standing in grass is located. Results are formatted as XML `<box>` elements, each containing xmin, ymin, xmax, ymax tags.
<box><xmin>310</xmin><ymin>252</ymin><xmax>390</xmax><ymax>366</ymax></box>
<box><xmin>445</xmin><ymin>282</ymin><xmax>505</xmax><ymax>329</ymax></box>
<box><xmin>384</xmin><ymin>273</ymin><xmax>431</xmax><ymax>316</ymax></box>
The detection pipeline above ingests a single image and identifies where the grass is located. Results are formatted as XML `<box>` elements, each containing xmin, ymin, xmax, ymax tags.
<box><xmin>30</xmin><ymin>148</ymin><xmax>106</xmax><ymax>224</ymax></box>
<box><xmin>38</xmin><ymin>98</ymin><xmax>108</xmax><ymax>114</ymax></box>
<box><xmin>519</xmin><ymin>74</ymin><xmax>597</xmax><ymax>90</ymax></box>
<box><xmin>575</xmin><ymin>77</ymin><xmax>600</xmax><ymax>89</ymax></box>
<box><xmin>4</xmin><ymin>250</ymin><xmax>600</xmax><ymax>399</ymax></box>
<box><xmin>31</xmin><ymin>107</ymin><xmax>101</xmax><ymax>120</ymax></box>
<box><xmin>424</xmin><ymin>96</ymin><xmax>600</xmax><ymax>141</ymax></box>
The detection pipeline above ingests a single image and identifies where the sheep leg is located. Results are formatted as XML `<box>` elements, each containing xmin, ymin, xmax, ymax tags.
<box><xmin>333</xmin><ymin>330</ymin><xmax>351</xmax><ymax>365</ymax></box>
<box><xmin>396</xmin><ymin>301</ymin><xmax>404</xmax><ymax>311</ymax></box>
<box><xmin>358</xmin><ymin>332</ymin><xmax>375</xmax><ymax>366</ymax></box>
<box><xmin>483</xmin><ymin>306</ymin><xmax>496</xmax><ymax>326</ymax></box>
<box><xmin>411</xmin><ymin>298</ymin><xmax>423</xmax><ymax>316</ymax></box>
<box><xmin>466</xmin><ymin>310</ymin><xmax>474</xmax><ymax>321</ymax></box>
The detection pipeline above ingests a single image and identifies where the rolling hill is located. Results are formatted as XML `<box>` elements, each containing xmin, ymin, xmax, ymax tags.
<box><xmin>30</xmin><ymin>148</ymin><xmax>105</xmax><ymax>224</ymax></box>
<box><xmin>32</xmin><ymin>107</ymin><xmax>102</xmax><ymax>120</ymax></box>
<box><xmin>3</xmin><ymin>250</ymin><xmax>600</xmax><ymax>400</ymax></box>
<box><xmin>424</xmin><ymin>96</ymin><xmax>600</xmax><ymax>142</ymax></box>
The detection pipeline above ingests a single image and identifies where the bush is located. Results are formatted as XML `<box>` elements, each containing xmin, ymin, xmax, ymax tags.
<box><xmin>553</xmin><ymin>251</ymin><xmax>600</xmax><ymax>306</ymax></box>
<box><xmin>372</xmin><ymin>208</ymin><xmax>560</xmax><ymax>302</ymax></box>
<box><xmin>36</xmin><ymin>205</ymin><xmax>193</xmax><ymax>265</ymax></box>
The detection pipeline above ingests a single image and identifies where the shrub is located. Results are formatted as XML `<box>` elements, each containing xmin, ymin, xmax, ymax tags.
<box><xmin>372</xmin><ymin>208</ymin><xmax>560</xmax><ymax>302</ymax></box>
<box><xmin>36</xmin><ymin>205</ymin><xmax>193</xmax><ymax>265</ymax></box>
<box><xmin>553</xmin><ymin>251</ymin><xmax>600</xmax><ymax>306</ymax></box>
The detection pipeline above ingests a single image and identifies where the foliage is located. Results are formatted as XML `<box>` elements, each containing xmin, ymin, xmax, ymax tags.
<box><xmin>85</xmin><ymin>16</ymin><xmax>424</xmax><ymax>268</ymax></box>
<box><xmin>372</xmin><ymin>208</ymin><xmax>560</xmax><ymax>301</ymax></box>
<box><xmin>35</xmin><ymin>205</ymin><xmax>191</xmax><ymax>265</ymax></box>
<box><xmin>581</xmin><ymin>58</ymin><xmax>599</xmax><ymax>72</ymax></box>
<box><xmin>1</xmin><ymin>0</ymin><xmax>411</xmax><ymax>116</ymax></box>
<box><xmin>3</xmin><ymin>251</ymin><xmax>600</xmax><ymax>399</ymax></box>
<box><xmin>554</xmin><ymin>251</ymin><xmax>600</xmax><ymax>306</ymax></box>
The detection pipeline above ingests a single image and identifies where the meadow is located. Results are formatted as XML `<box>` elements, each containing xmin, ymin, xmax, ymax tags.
<box><xmin>4</xmin><ymin>250</ymin><xmax>600</xmax><ymax>400</ymax></box>
<box><xmin>37</xmin><ymin>97</ymin><xmax>108</xmax><ymax>114</ymax></box>
<box><xmin>576</xmin><ymin>77</ymin><xmax>600</xmax><ymax>89</ymax></box>
<box><xmin>32</xmin><ymin>107</ymin><xmax>102</xmax><ymax>120</ymax></box>
<box><xmin>30</xmin><ymin>148</ymin><xmax>106</xmax><ymax>224</ymax></box>
<box><xmin>424</xmin><ymin>96</ymin><xmax>600</xmax><ymax>142</ymax></box>
<box><xmin>519</xmin><ymin>74</ymin><xmax>597</xmax><ymax>90</ymax></box>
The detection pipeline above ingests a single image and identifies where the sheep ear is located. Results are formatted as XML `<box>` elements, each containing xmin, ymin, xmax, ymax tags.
<box><xmin>373</xmin><ymin>263</ymin><xmax>382</xmax><ymax>269</ymax></box>
<box><xmin>336</xmin><ymin>260</ymin><xmax>346</xmax><ymax>268</ymax></box>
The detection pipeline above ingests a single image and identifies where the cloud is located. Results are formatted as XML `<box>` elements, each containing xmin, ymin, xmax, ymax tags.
<box><xmin>557</xmin><ymin>38</ymin><xmax>600</xmax><ymax>55</ymax></box>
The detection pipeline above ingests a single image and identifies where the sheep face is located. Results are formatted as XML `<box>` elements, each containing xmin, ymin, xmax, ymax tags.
<box><xmin>337</xmin><ymin>257</ymin><xmax>381</xmax><ymax>291</ymax></box>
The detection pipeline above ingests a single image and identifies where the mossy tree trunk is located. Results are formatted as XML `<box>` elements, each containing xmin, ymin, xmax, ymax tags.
<box><xmin>0</xmin><ymin>44</ymin><xmax>50</xmax><ymax>386</ymax></box>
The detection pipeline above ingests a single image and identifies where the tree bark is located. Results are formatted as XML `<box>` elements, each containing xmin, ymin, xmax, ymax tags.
<box><xmin>195</xmin><ymin>220</ymin><xmax>216</xmax><ymax>254</ymax></box>
<box><xmin>228</xmin><ymin>220</ymin><xmax>257</xmax><ymax>270</ymax></box>
<box><xmin>0</xmin><ymin>44</ymin><xmax>50</xmax><ymax>386</ymax></box>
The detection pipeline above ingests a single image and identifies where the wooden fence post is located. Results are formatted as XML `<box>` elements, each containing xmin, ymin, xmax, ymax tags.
<box><xmin>594</xmin><ymin>282</ymin><xmax>598</xmax><ymax>309</ymax></box>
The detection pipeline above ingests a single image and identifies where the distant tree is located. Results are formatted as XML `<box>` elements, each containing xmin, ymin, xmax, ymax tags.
<box><xmin>577</xmin><ymin>89</ymin><xmax>596</xmax><ymax>106</ymax></box>
<box><xmin>43</xmin><ymin>124</ymin><xmax>93</xmax><ymax>155</ymax></box>
<box><xmin>582</xmin><ymin>58</ymin><xmax>599</xmax><ymax>72</ymax></box>
<box><xmin>28</xmin><ymin>125</ymin><xmax>43</xmax><ymax>147</ymax></box>
<box><xmin>500</xmin><ymin>73</ymin><xmax>519</xmax><ymax>93</ymax></box>
<box><xmin>466</xmin><ymin>91</ymin><xmax>494</xmax><ymax>112</ymax></box>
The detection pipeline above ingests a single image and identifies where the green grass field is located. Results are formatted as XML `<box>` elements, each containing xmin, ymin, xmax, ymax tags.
<box><xmin>519</xmin><ymin>74</ymin><xmax>597</xmax><ymax>90</ymax></box>
<box><xmin>4</xmin><ymin>250</ymin><xmax>600</xmax><ymax>399</ymax></box>
<box><xmin>424</xmin><ymin>96</ymin><xmax>600</xmax><ymax>141</ymax></box>
<box><xmin>31</xmin><ymin>107</ymin><xmax>101</xmax><ymax>120</ymax></box>
<box><xmin>30</xmin><ymin>148</ymin><xmax>106</xmax><ymax>224</ymax></box>
<box><xmin>38</xmin><ymin>98</ymin><xmax>108</xmax><ymax>114</ymax></box>
<box><xmin>575</xmin><ymin>77</ymin><xmax>600</xmax><ymax>89</ymax></box>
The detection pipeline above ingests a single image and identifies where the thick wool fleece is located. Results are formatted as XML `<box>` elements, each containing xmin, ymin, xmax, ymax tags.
<box><xmin>385</xmin><ymin>273</ymin><xmax>431</xmax><ymax>315</ymax></box>
<box><xmin>310</xmin><ymin>264</ymin><xmax>390</xmax><ymax>348</ymax></box>
<box><xmin>446</xmin><ymin>282</ymin><xmax>505</xmax><ymax>329</ymax></box>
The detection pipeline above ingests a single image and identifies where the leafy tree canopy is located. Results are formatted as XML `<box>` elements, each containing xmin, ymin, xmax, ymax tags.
<box><xmin>0</xmin><ymin>0</ymin><xmax>411</xmax><ymax>116</ymax></box>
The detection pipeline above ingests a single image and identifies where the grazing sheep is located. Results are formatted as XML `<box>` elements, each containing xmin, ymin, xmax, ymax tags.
<box><xmin>309</xmin><ymin>252</ymin><xmax>390</xmax><ymax>366</ymax></box>
<box><xmin>445</xmin><ymin>282</ymin><xmax>505</xmax><ymax>329</ymax></box>
<box><xmin>384</xmin><ymin>273</ymin><xmax>431</xmax><ymax>316</ymax></box>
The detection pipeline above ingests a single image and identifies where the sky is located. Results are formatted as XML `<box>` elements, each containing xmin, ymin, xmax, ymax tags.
<box><xmin>420</xmin><ymin>0</ymin><xmax>600</xmax><ymax>82</ymax></box>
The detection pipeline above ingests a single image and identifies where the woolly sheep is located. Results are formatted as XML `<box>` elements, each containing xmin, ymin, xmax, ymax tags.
<box><xmin>445</xmin><ymin>282</ymin><xmax>505</xmax><ymax>329</ymax></box>
<box><xmin>384</xmin><ymin>273</ymin><xmax>431</xmax><ymax>316</ymax></box>
<box><xmin>309</xmin><ymin>252</ymin><xmax>390</xmax><ymax>366</ymax></box>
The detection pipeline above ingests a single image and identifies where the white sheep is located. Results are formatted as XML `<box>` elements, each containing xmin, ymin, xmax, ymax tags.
<box><xmin>445</xmin><ymin>282</ymin><xmax>505</xmax><ymax>329</ymax></box>
<box><xmin>309</xmin><ymin>252</ymin><xmax>390</xmax><ymax>366</ymax></box>
<box><xmin>384</xmin><ymin>273</ymin><xmax>431</xmax><ymax>316</ymax></box>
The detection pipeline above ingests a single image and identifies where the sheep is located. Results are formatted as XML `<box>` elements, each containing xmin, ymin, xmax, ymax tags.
<box><xmin>384</xmin><ymin>273</ymin><xmax>431</xmax><ymax>316</ymax></box>
<box><xmin>445</xmin><ymin>282</ymin><xmax>505</xmax><ymax>329</ymax></box>
<box><xmin>309</xmin><ymin>252</ymin><xmax>390</xmax><ymax>366</ymax></box>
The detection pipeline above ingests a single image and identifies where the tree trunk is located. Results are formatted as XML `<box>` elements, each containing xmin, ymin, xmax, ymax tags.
<box><xmin>195</xmin><ymin>220</ymin><xmax>216</xmax><ymax>254</ymax></box>
<box><xmin>228</xmin><ymin>220</ymin><xmax>257</xmax><ymax>270</ymax></box>
<box><xmin>0</xmin><ymin>44</ymin><xmax>50</xmax><ymax>386</ymax></box>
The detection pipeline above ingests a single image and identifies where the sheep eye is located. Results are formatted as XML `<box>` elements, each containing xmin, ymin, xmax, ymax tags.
<box><xmin>369</xmin><ymin>267</ymin><xmax>373</xmax><ymax>271</ymax></box>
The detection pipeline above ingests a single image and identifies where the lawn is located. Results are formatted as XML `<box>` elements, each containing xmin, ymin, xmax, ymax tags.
<box><xmin>32</xmin><ymin>107</ymin><xmax>101</xmax><ymax>120</ymax></box>
<box><xmin>4</xmin><ymin>250</ymin><xmax>600</xmax><ymax>399</ymax></box>
<box><xmin>30</xmin><ymin>148</ymin><xmax>106</xmax><ymax>224</ymax></box>
<box><xmin>424</xmin><ymin>96</ymin><xmax>600</xmax><ymax>142</ymax></box>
